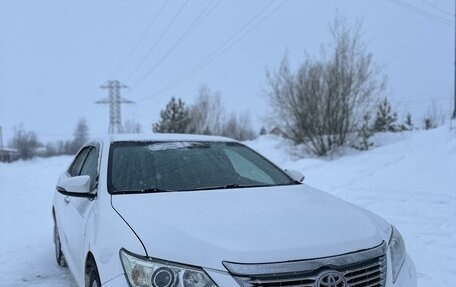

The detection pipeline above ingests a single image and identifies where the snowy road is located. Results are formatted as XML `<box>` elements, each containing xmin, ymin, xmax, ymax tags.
<box><xmin>0</xmin><ymin>157</ymin><xmax>76</xmax><ymax>287</ymax></box>
<box><xmin>0</xmin><ymin>126</ymin><xmax>455</xmax><ymax>286</ymax></box>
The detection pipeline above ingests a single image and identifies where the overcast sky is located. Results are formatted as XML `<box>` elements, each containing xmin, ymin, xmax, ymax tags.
<box><xmin>0</xmin><ymin>0</ymin><xmax>453</xmax><ymax>143</ymax></box>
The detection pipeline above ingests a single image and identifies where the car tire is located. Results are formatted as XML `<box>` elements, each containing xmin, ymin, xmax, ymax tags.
<box><xmin>88</xmin><ymin>266</ymin><xmax>101</xmax><ymax>287</ymax></box>
<box><xmin>53</xmin><ymin>222</ymin><xmax>67</xmax><ymax>267</ymax></box>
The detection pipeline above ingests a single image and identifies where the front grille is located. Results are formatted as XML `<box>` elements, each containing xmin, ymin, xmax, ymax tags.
<box><xmin>344</xmin><ymin>256</ymin><xmax>386</xmax><ymax>287</ymax></box>
<box><xmin>223</xmin><ymin>242</ymin><xmax>387</xmax><ymax>287</ymax></box>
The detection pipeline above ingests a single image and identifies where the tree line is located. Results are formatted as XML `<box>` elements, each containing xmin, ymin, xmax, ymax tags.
<box><xmin>151</xmin><ymin>15</ymin><xmax>446</xmax><ymax>156</ymax></box>
<box><xmin>7</xmin><ymin>15</ymin><xmax>450</xmax><ymax>160</ymax></box>
<box><xmin>9</xmin><ymin>119</ymin><xmax>89</xmax><ymax>160</ymax></box>
<box><xmin>263</xmin><ymin>15</ymin><xmax>447</xmax><ymax>155</ymax></box>
<box><xmin>153</xmin><ymin>84</ymin><xmax>255</xmax><ymax>141</ymax></box>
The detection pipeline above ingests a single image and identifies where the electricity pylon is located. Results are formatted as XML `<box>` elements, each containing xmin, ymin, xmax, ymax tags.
<box><xmin>97</xmin><ymin>80</ymin><xmax>134</xmax><ymax>134</ymax></box>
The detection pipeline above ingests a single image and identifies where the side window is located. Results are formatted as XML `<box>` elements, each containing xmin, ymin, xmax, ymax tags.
<box><xmin>80</xmin><ymin>147</ymin><xmax>99</xmax><ymax>191</ymax></box>
<box><xmin>68</xmin><ymin>147</ymin><xmax>90</xmax><ymax>177</ymax></box>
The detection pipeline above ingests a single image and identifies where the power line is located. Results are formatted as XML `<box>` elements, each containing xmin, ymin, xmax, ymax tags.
<box><xmin>386</xmin><ymin>0</ymin><xmax>454</xmax><ymax>25</ymax></box>
<box><xmin>124</xmin><ymin>108</ymin><xmax>156</xmax><ymax>122</ymax></box>
<box><xmin>108</xmin><ymin>1</ymin><xmax>168</xmax><ymax>80</ymax></box>
<box><xmin>125</xmin><ymin>0</ymin><xmax>189</xmax><ymax>83</ymax></box>
<box><xmin>398</xmin><ymin>96</ymin><xmax>452</xmax><ymax>105</ymax></box>
<box><xmin>202</xmin><ymin>0</ymin><xmax>288</xmax><ymax>68</ymax></box>
<box><xmin>419</xmin><ymin>0</ymin><xmax>453</xmax><ymax>17</ymax></box>
<box><xmin>386</xmin><ymin>0</ymin><xmax>454</xmax><ymax>26</ymax></box>
<box><xmin>135</xmin><ymin>0</ymin><xmax>288</xmax><ymax>101</ymax></box>
<box><xmin>120</xmin><ymin>89</ymin><xmax>157</xmax><ymax>121</ymax></box>
<box><xmin>393</xmin><ymin>89</ymin><xmax>452</xmax><ymax>101</ymax></box>
<box><xmin>131</xmin><ymin>0</ymin><xmax>220</xmax><ymax>89</ymax></box>
<box><xmin>397</xmin><ymin>0</ymin><xmax>454</xmax><ymax>24</ymax></box>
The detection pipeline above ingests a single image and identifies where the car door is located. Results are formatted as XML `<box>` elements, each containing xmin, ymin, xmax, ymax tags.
<box><xmin>63</xmin><ymin>145</ymin><xmax>99</xmax><ymax>276</ymax></box>
<box><xmin>57</xmin><ymin>147</ymin><xmax>90</xmax><ymax>249</ymax></box>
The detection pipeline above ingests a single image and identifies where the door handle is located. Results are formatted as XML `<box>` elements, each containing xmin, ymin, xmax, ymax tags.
<box><xmin>64</xmin><ymin>196</ymin><xmax>70</xmax><ymax>204</ymax></box>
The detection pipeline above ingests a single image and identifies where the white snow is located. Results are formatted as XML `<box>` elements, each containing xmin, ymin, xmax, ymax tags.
<box><xmin>0</xmin><ymin>156</ymin><xmax>76</xmax><ymax>286</ymax></box>
<box><xmin>0</xmin><ymin>125</ymin><xmax>455</xmax><ymax>286</ymax></box>
<box><xmin>246</xmin><ymin>125</ymin><xmax>456</xmax><ymax>287</ymax></box>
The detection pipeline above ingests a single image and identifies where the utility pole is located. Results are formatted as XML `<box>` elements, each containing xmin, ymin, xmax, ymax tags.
<box><xmin>0</xmin><ymin>125</ymin><xmax>3</xmax><ymax>150</ymax></box>
<box><xmin>96</xmin><ymin>80</ymin><xmax>134</xmax><ymax>134</ymax></box>
<box><xmin>453</xmin><ymin>0</ymin><xmax>456</xmax><ymax>119</ymax></box>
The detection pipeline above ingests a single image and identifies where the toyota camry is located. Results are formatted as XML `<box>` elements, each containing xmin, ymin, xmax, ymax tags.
<box><xmin>52</xmin><ymin>133</ymin><xmax>416</xmax><ymax>287</ymax></box>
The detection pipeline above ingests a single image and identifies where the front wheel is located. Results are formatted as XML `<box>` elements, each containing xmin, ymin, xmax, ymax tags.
<box><xmin>88</xmin><ymin>267</ymin><xmax>101</xmax><ymax>287</ymax></box>
<box><xmin>53</xmin><ymin>222</ymin><xmax>67</xmax><ymax>267</ymax></box>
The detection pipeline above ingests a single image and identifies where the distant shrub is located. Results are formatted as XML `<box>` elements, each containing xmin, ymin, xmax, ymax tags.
<box><xmin>353</xmin><ymin>113</ymin><xmax>374</xmax><ymax>151</ymax></box>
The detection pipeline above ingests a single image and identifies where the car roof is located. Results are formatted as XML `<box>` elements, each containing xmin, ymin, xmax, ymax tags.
<box><xmin>98</xmin><ymin>133</ymin><xmax>238</xmax><ymax>144</ymax></box>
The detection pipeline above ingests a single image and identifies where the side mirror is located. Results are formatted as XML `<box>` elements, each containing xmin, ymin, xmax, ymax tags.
<box><xmin>56</xmin><ymin>175</ymin><xmax>95</xmax><ymax>199</ymax></box>
<box><xmin>285</xmin><ymin>169</ymin><xmax>305</xmax><ymax>183</ymax></box>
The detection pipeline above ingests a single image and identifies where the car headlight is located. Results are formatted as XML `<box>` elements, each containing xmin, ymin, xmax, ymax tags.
<box><xmin>389</xmin><ymin>225</ymin><xmax>406</xmax><ymax>283</ymax></box>
<box><xmin>120</xmin><ymin>249</ymin><xmax>218</xmax><ymax>287</ymax></box>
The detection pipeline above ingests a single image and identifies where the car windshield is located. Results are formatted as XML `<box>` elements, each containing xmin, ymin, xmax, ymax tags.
<box><xmin>108</xmin><ymin>141</ymin><xmax>295</xmax><ymax>193</ymax></box>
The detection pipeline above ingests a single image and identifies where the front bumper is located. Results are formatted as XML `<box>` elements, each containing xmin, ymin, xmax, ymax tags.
<box><xmin>204</xmin><ymin>253</ymin><xmax>417</xmax><ymax>287</ymax></box>
<box><xmin>387</xmin><ymin>254</ymin><xmax>416</xmax><ymax>287</ymax></box>
<box><xmin>102</xmin><ymin>254</ymin><xmax>417</xmax><ymax>287</ymax></box>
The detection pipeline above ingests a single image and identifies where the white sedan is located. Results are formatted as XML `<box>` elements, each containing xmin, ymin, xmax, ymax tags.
<box><xmin>52</xmin><ymin>134</ymin><xmax>416</xmax><ymax>287</ymax></box>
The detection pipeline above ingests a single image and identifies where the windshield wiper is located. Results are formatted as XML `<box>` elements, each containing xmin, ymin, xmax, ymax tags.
<box><xmin>113</xmin><ymin>187</ymin><xmax>175</xmax><ymax>194</ymax></box>
<box><xmin>223</xmin><ymin>184</ymin><xmax>240</xmax><ymax>189</ymax></box>
<box><xmin>140</xmin><ymin>187</ymin><xmax>176</xmax><ymax>193</ymax></box>
<box><xmin>114</xmin><ymin>183</ymin><xmax>290</xmax><ymax>194</ymax></box>
<box><xmin>192</xmin><ymin>183</ymin><xmax>278</xmax><ymax>191</ymax></box>
<box><xmin>191</xmin><ymin>184</ymin><xmax>240</xmax><ymax>191</ymax></box>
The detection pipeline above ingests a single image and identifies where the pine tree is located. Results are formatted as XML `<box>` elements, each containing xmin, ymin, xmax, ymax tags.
<box><xmin>259</xmin><ymin>126</ymin><xmax>267</xmax><ymax>135</ymax></box>
<box><xmin>373</xmin><ymin>98</ymin><xmax>398</xmax><ymax>132</ymax></box>
<box><xmin>423</xmin><ymin>116</ymin><xmax>436</xmax><ymax>130</ymax></box>
<box><xmin>354</xmin><ymin>113</ymin><xmax>374</xmax><ymax>151</ymax></box>
<box><xmin>403</xmin><ymin>113</ymin><xmax>414</xmax><ymax>131</ymax></box>
<box><xmin>153</xmin><ymin>97</ymin><xmax>190</xmax><ymax>133</ymax></box>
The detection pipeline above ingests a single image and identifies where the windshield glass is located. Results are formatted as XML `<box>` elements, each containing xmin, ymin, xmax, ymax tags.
<box><xmin>108</xmin><ymin>141</ymin><xmax>294</xmax><ymax>193</ymax></box>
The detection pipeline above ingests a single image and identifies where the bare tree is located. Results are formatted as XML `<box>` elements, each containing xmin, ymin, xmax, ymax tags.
<box><xmin>422</xmin><ymin>100</ymin><xmax>447</xmax><ymax>130</ymax></box>
<box><xmin>187</xmin><ymin>84</ymin><xmax>224</xmax><ymax>135</ymax></box>
<box><xmin>238</xmin><ymin>111</ymin><xmax>256</xmax><ymax>140</ymax></box>
<box><xmin>265</xmin><ymin>16</ymin><xmax>385</xmax><ymax>156</ymax></box>
<box><xmin>187</xmin><ymin>85</ymin><xmax>256</xmax><ymax>140</ymax></box>
<box><xmin>222</xmin><ymin>111</ymin><xmax>256</xmax><ymax>141</ymax></box>
<box><xmin>71</xmin><ymin>118</ymin><xmax>89</xmax><ymax>153</ymax></box>
<box><xmin>10</xmin><ymin>126</ymin><xmax>41</xmax><ymax>160</ymax></box>
<box><xmin>123</xmin><ymin>119</ymin><xmax>142</xmax><ymax>134</ymax></box>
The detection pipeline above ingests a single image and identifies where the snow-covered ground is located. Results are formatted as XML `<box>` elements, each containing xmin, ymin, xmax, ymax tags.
<box><xmin>246</xmin><ymin>126</ymin><xmax>456</xmax><ymax>287</ymax></box>
<box><xmin>0</xmin><ymin>126</ymin><xmax>454</xmax><ymax>286</ymax></box>
<box><xmin>0</xmin><ymin>156</ymin><xmax>76</xmax><ymax>287</ymax></box>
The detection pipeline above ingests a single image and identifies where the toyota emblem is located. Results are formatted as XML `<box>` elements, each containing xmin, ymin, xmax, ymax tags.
<box><xmin>315</xmin><ymin>271</ymin><xmax>347</xmax><ymax>287</ymax></box>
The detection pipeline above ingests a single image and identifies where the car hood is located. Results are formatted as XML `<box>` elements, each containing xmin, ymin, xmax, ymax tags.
<box><xmin>112</xmin><ymin>184</ymin><xmax>390</xmax><ymax>271</ymax></box>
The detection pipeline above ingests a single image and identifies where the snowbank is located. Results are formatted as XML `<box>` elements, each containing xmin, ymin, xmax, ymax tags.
<box><xmin>0</xmin><ymin>156</ymin><xmax>75</xmax><ymax>286</ymax></box>
<box><xmin>0</xmin><ymin>126</ymin><xmax>454</xmax><ymax>286</ymax></box>
<box><xmin>245</xmin><ymin>125</ymin><xmax>456</xmax><ymax>286</ymax></box>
